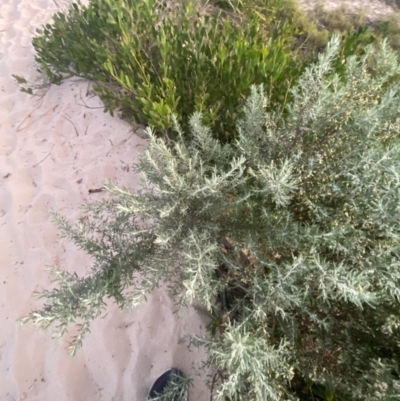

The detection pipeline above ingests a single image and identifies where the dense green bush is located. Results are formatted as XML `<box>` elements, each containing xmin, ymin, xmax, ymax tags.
<box><xmin>22</xmin><ymin>36</ymin><xmax>400</xmax><ymax>400</ymax></box>
<box><xmin>13</xmin><ymin>0</ymin><xmax>380</xmax><ymax>142</ymax></box>
<box><xmin>14</xmin><ymin>0</ymin><xmax>300</xmax><ymax>142</ymax></box>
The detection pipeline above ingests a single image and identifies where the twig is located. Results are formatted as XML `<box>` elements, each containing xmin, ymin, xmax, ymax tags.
<box><xmin>31</xmin><ymin>86</ymin><xmax>51</xmax><ymax>107</ymax></box>
<box><xmin>88</xmin><ymin>188</ymin><xmax>103</xmax><ymax>194</ymax></box>
<box><xmin>76</xmin><ymin>87</ymin><xmax>104</xmax><ymax>109</ymax></box>
<box><xmin>105</xmin><ymin>131</ymin><xmax>135</xmax><ymax>156</ymax></box>
<box><xmin>234</xmin><ymin>281</ymin><xmax>251</xmax><ymax>295</ymax></box>
<box><xmin>62</xmin><ymin>114</ymin><xmax>79</xmax><ymax>136</ymax></box>
<box><xmin>16</xmin><ymin>105</ymin><xmax>56</xmax><ymax>132</ymax></box>
<box><xmin>33</xmin><ymin>145</ymin><xmax>54</xmax><ymax>167</ymax></box>
<box><xmin>209</xmin><ymin>371</ymin><xmax>219</xmax><ymax>401</ymax></box>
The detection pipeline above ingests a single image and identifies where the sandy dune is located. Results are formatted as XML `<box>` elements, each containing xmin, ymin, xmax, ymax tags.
<box><xmin>0</xmin><ymin>0</ymin><xmax>209</xmax><ymax>400</ymax></box>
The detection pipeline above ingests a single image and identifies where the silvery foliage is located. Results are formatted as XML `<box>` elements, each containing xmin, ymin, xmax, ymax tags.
<box><xmin>22</xmin><ymin>34</ymin><xmax>400</xmax><ymax>400</ymax></box>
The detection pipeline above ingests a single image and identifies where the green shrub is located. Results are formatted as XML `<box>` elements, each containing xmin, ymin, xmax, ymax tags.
<box><xmin>14</xmin><ymin>0</ymin><xmax>381</xmax><ymax>143</ymax></box>
<box><xmin>14</xmin><ymin>0</ymin><xmax>299</xmax><ymax>142</ymax></box>
<box><xmin>21</xmin><ymin>36</ymin><xmax>400</xmax><ymax>400</ymax></box>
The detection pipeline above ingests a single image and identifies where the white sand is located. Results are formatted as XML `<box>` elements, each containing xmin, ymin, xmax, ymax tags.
<box><xmin>0</xmin><ymin>0</ymin><xmax>209</xmax><ymax>400</ymax></box>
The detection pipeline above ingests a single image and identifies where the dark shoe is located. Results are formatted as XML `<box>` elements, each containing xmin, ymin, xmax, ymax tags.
<box><xmin>148</xmin><ymin>368</ymin><xmax>187</xmax><ymax>401</ymax></box>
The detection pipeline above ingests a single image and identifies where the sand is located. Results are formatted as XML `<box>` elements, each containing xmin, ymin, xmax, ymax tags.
<box><xmin>0</xmin><ymin>0</ymin><xmax>209</xmax><ymax>400</ymax></box>
<box><xmin>1</xmin><ymin>0</ymin><xmax>399</xmax><ymax>400</ymax></box>
<box><xmin>297</xmin><ymin>0</ymin><xmax>398</xmax><ymax>22</ymax></box>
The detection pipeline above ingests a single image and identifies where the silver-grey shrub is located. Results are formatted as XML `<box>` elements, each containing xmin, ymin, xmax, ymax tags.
<box><xmin>22</xmin><ymin>35</ymin><xmax>400</xmax><ymax>400</ymax></box>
